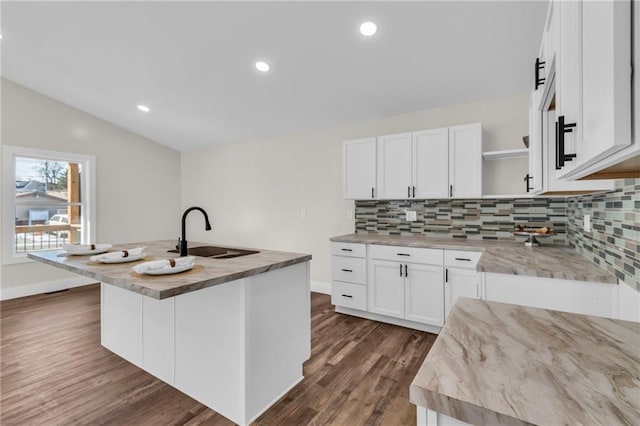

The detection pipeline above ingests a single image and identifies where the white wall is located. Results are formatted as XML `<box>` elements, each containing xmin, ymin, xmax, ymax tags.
<box><xmin>181</xmin><ymin>93</ymin><xmax>529</xmax><ymax>286</ymax></box>
<box><xmin>1</xmin><ymin>79</ymin><xmax>182</xmax><ymax>296</ymax></box>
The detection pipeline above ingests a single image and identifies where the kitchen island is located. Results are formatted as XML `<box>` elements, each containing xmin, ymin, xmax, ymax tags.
<box><xmin>29</xmin><ymin>240</ymin><xmax>312</xmax><ymax>426</ymax></box>
<box><xmin>410</xmin><ymin>298</ymin><xmax>640</xmax><ymax>425</ymax></box>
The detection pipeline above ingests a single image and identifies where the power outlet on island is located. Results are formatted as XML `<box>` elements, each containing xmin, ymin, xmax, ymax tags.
<box><xmin>405</xmin><ymin>210</ymin><xmax>417</xmax><ymax>222</ymax></box>
<box><xmin>583</xmin><ymin>214</ymin><xmax>592</xmax><ymax>232</ymax></box>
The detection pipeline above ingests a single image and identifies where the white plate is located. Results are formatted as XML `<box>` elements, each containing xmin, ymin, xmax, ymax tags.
<box><xmin>96</xmin><ymin>252</ymin><xmax>146</xmax><ymax>264</ymax></box>
<box><xmin>64</xmin><ymin>244</ymin><xmax>113</xmax><ymax>256</ymax></box>
<box><xmin>140</xmin><ymin>262</ymin><xmax>194</xmax><ymax>275</ymax></box>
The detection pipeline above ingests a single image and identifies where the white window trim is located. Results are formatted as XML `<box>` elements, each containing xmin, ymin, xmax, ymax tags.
<box><xmin>2</xmin><ymin>145</ymin><xmax>96</xmax><ymax>265</ymax></box>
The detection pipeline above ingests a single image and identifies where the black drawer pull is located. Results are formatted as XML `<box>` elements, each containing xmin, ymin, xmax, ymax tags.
<box><xmin>341</xmin><ymin>268</ymin><xmax>353</xmax><ymax>272</ymax></box>
<box><xmin>341</xmin><ymin>248</ymin><xmax>352</xmax><ymax>252</ymax></box>
<box><xmin>454</xmin><ymin>258</ymin><xmax>471</xmax><ymax>261</ymax></box>
<box><xmin>404</xmin><ymin>264</ymin><xmax>408</xmax><ymax>277</ymax></box>
<box><xmin>397</xmin><ymin>253</ymin><xmax>410</xmax><ymax>256</ymax></box>
<box><xmin>341</xmin><ymin>294</ymin><xmax>353</xmax><ymax>298</ymax></box>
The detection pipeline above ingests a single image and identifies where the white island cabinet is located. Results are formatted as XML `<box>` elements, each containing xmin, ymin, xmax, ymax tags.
<box><xmin>29</xmin><ymin>241</ymin><xmax>311</xmax><ymax>426</ymax></box>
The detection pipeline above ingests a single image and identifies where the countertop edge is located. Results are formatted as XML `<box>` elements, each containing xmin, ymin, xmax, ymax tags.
<box><xmin>28</xmin><ymin>251</ymin><xmax>312</xmax><ymax>300</ymax></box>
<box><xmin>409</xmin><ymin>384</ymin><xmax>533</xmax><ymax>426</ymax></box>
<box><xmin>329</xmin><ymin>234</ymin><xmax>617</xmax><ymax>285</ymax></box>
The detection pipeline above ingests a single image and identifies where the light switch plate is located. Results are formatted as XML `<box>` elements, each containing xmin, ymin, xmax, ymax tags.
<box><xmin>406</xmin><ymin>210</ymin><xmax>417</xmax><ymax>222</ymax></box>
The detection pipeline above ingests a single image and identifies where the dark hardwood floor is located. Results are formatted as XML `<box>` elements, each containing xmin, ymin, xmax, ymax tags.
<box><xmin>1</xmin><ymin>284</ymin><xmax>436</xmax><ymax>425</ymax></box>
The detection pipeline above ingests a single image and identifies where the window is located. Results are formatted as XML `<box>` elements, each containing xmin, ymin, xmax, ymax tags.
<box><xmin>2</xmin><ymin>146</ymin><xmax>96</xmax><ymax>264</ymax></box>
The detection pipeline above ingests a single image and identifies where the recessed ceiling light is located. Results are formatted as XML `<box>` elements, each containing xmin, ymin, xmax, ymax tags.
<box><xmin>0</xmin><ymin>34</ymin><xmax>4</xmax><ymax>40</ymax></box>
<box><xmin>137</xmin><ymin>104</ymin><xmax>150</xmax><ymax>112</ymax></box>
<box><xmin>360</xmin><ymin>21</ymin><xmax>377</xmax><ymax>37</ymax></box>
<box><xmin>255</xmin><ymin>61</ymin><xmax>270</xmax><ymax>72</ymax></box>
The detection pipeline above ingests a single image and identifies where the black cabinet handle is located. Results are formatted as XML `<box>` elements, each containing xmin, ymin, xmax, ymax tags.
<box><xmin>449</xmin><ymin>185</ymin><xmax>453</xmax><ymax>197</ymax></box>
<box><xmin>341</xmin><ymin>248</ymin><xmax>352</xmax><ymax>252</ymax></box>
<box><xmin>371</xmin><ymin>187</ymin><xmax>374</xmax><ymax>199</ymax></box>
<box><xmin>454</xmin><ymin>257</ymin><xmax>471</xmax><ymax>261</ymax></box>
<box><xmin>399</xmin><ymin>264</ymin><xmax>403</xmax><ymax>277</ymax></box>
<box><xmin>445</xmin><ymin>268</ymin><xmax>449</xmax><ymax>283</ymax></box>
<box><xmin>341</xmin><ymin>268</ymin><xmax>353</xmax><ymax>272</ymax></box>
<box><xmin>404</xmin><ymin>264</ymin><xmax>408</xmax><ymax>277</ymax></box>
<box><xmin>556</xmin><ymin>115</ymin><xmax>577</xmax><ymax>169</ymax></box>
<box><xmin>397</xmin><ymin>253</ymin><xmax>410</xmax><ymax>256</ymax></box>
<box><xmin>535</xmin><ymin>57</ymin><xmax>546</xmax><ymax>90</ymax></box>
<box><xmin>412</xmin><ymin>186</ymin><xmax>415</xmax><ymax>198</ymax></box>
<box><xmin>524</xmin><ymin>174</ymin><xmax>532</xmax><ymax>193</ymax></box>
<box><xmin>407</xmin><ymin>186</ymin><xmax>411</xmax><ymax>198</ymax></box>
<box><xmin>341</xmin><ymin>294</ymin><xmax>353</xmax><ymax>298</ymax></box>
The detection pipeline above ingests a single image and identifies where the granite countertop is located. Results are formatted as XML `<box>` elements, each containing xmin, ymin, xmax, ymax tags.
<box><xmin>409</xmin><ymin>298</ymin><xmax>640</xmax><ymax>425</ymax></box>
<box><xmin>28</xmin><ymin>240</ymin><xmax>311</xmax><ymax>299</ymax></box>
<box><xmin>330</xmin><ymin>234</ymin><xmax>616</xmax><ymax>284</ymax></box>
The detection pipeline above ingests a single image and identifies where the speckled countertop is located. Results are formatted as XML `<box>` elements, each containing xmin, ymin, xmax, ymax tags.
<box><xmin>410</xmin><ymin>298</ymin><xmax>640</xmax><ymax>425</ymax></box>
<box><xmin>330</xmin><ymin>234</ymin><xmax>616</xmax><ymax>284</ymax></box>
<box><xmin>28</xmin><ymin>240</ymin><xmax>311</xmax><ymax>299</ymax></box>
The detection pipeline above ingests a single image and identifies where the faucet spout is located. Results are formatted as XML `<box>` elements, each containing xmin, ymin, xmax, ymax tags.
<box><xmin>180</xmin><ymin>206</ymin><xmax>212</xmax><ymax>256</ymax></box>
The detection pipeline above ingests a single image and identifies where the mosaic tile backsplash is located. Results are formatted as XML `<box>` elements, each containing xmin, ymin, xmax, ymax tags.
<box><xmin>355</xmin><ymin>180</ymin><xmax>640</xmax><ymax>287</ymax></box>
<box><xmin>355</xmin><ymin>198</ymin><xmax>568</xmax><ymax>244</ymax></box>
<box><xmin>567</xmin><ymin>179</ymin><xmax>640</xmax><ymax>287</ymax></box>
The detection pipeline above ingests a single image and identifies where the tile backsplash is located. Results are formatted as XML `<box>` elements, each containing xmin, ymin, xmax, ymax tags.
<box><xmin>355</xmin><ymin>198</ymin><xmax>567</xmax><ymax>244</ymax></box>
<box><xmin>354</xmin><ymin>181</ymin><xmax>639</xmax><ymax>287</ymax></box>
<box><xmin>567</xmin><ymin>179</ymin><xmax>639</xmax><ymax>286</ymax></box>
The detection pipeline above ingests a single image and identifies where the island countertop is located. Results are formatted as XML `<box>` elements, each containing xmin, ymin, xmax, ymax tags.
<box><xmin>330</xmin><ymin>234</ymin><xmax>617</xmax><ymax>284</ymax></box>
<box><xmin>28</xmin><ymin>240</ymin><xmax>311</xmax><ymax>299</ymax></box>
<box><xmin>409</xmin><ymin>298</ymin><xmax>640</xmax><ymax>426</ymax></box>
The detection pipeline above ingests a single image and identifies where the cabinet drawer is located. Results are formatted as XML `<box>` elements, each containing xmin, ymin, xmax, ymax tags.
<box><xmin>331</xmin><ymin>242</ymin><xmax>366</xmax><ymax>258</ymax></box>
<box><xmin>444</xmin><ymin>250</ymin><xmax>482</xmax><ymax>269</ymax></box>
<box><xmin>331</xmin><ymin>281</ymin><xmax>366</xmax><ymax>311</ymax></box>
<box><xmin>369</xmin><ymin>245</ymin><xmax>442</xmax><ymax>265</ymax></box>
<box><xmin>332</xmin><ymin>256</ymin><xmax>366</xmax><ymax>284</ymax></box>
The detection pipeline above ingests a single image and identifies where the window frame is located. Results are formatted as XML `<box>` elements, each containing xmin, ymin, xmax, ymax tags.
<box><xmin>2</xmin><ymin>145</ymin><xmax>96</xmax><ymax>265</ymax></box>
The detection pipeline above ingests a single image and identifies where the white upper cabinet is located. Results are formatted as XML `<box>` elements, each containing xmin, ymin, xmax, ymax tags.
<box><xmin>555</xmin><ymin>0</ymin><xmax>634</xmax><ymax>179</ymax></box>
<box><xmin>376</xmin><ymin>133</ymin><xmax>413</xmax><ymax>199</ymax></box>
<box><xmin>343</xmin><ymin>137</ymin><xmax>377</xmax><ymax>200</ymax></box>
<box><xmin>413</xmin><ymin>128</ymin><xmax>449</xmax><ymax>199</ymax></box>
<box><xmin>343</xmin><ymin>123</ymin><xmax>482</xmax><ymax>200</ymax></box>
<box><xmin>449</xmin><ymin>123</ymin><xmax>482</xmax><ymax>199</ymax></box>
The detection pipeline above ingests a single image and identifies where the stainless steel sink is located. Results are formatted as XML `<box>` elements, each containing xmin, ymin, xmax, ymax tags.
<box><xmin>168</xmin><ymin>246</ymin><xmax>259</xmax><ymax>259</ymax></box>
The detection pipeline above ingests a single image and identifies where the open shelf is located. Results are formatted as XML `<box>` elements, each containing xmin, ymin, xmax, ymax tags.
<box><xmin>482</xmin><ymin>148</ymin><xmax>529</xmax><ymax>160</ymax></box>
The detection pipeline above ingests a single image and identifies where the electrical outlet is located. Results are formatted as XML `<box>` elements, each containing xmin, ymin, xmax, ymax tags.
<box><xmin>346</xmin><ymin>210</ymin><xmax>353</xmax><ymax>220</ymax></box>
<box><xmin>300</xmin><ymin>209</ymin><xmax>306</xmax><ymax>219</ymax></box>
<box><xmin>583</xmin><ymin>214</ymin><xmax>591</xmax><ymax>232</ymax></box>
<box><xmin>406</xmin><ymin>210</ymin><xmax>417</xmax><ymax>222</ymax></box>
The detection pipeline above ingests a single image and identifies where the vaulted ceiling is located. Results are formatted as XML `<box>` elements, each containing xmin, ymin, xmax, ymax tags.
<box><xmin>1</xmin><ymin>1</ymin><xmax>547</xmax><ymax>151</ymax></box>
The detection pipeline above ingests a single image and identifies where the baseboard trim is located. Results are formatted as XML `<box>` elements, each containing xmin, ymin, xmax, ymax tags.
<box><xmin>310</xmin><ymin>280</ymin><xmax>330</xmax><ymax>295</ymax></box>
<box><xmin>0</xmin><ymin>276</ymin><xmax>96</xmax><ymax>301</ymax></box>
<box><xmin>335</xmin><ymin>306</ymin><xmax>443</xmax><ymax>334</ymax></box>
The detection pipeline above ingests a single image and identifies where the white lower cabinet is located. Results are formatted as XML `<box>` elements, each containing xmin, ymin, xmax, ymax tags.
<box><xmin>484</xmin><ymin>272</ymin><xmax>616</xmax><ymax>319</ymax></box>
<box><xmin>444</xmin><ymin>267</ymin><xmax>480</xmax><ymax>319</ymax></box>
<box><xmin>405</xmin><ymin>263</ymin><xmax>445</xmax><ymax>325</ymax></box>
<box><xmin>368</xmin><ymin>253</ymin><xmax>444</xmax><ymax>327</ymax></box>
<box><xmin>369</xmin><ymin>259</ymin><xmax>405</xmax><ymax>319</ymax></box>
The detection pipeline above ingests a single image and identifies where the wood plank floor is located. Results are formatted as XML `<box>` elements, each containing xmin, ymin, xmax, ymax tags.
<box><xmin>1</xmin><ymin>284</ymin><xmax>436</xmax><ymax>425</ymax></box>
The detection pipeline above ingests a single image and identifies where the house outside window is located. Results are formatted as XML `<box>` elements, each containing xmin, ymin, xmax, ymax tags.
<box><xmin>2</xmin><ymin>146</ymin><xmax>96</xmax><ymax>264</ymax></box>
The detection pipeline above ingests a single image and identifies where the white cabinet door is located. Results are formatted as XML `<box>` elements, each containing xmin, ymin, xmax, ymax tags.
<box><xmin>448</xmin><ymin>124</ymin><xmax>482</xmax><ymax>199</ymax></box>
<box><xmin>405</xmin><ymin>263</ymin><xmax>444</xmax><ymax>326</ymax></box>
<box><xmin>528</xmin><ymin>92</ymin><xmax>543</xmax><ymax>194</ymax></box>
<box><xmin>555</xmin><ymin>0</ymin><xmax>632</xmax><ymax>178</ymax></box>
<box><xmin>343</xmin><ymin>137</ymin><xmax>377</xmax><ymax>200</ymax></box>
<box><xmin>377</xmin><ymin>132</ymin><xmax>413</xmax><ymax>199</ymax></box>
<box><xmin>413</xmin><ymin>128</ymin><xmax>449</xmax><ymax>199</ymax></box>
<box><xmin>580</xmin><ymin>0</ymin><xmax>632</xmax><ymax>165</ymax></box>
<box><xmin>444</xmin><ymin>268</ymin><xmax>480</xmax><ymax>319</ymax></box>
<box><xmin>368</xmin><ymin>259</ymin><xmax>405</xmax><ymax>319</ymax></box>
